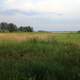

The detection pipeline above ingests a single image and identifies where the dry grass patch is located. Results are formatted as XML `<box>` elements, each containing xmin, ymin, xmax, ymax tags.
<box><xmin>0</xmin><ymin>32</ymin><xmax>54</xmax><ymax>41</ymax></box>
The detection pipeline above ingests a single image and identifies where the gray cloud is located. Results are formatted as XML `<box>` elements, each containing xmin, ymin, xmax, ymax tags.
<box><xmin>0</xmin><ymin>0</ymin><xmax>80</xmax><ymax>31</ymax></box>
<box><xmin>0</xmin><ymin>9</ymin><xmax>63</xmax><ymax>17</ymax></box>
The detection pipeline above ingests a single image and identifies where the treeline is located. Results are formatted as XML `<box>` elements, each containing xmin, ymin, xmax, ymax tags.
<box><xmin>0</xmin><ymin>22</ymin><xmax>33</xmax><ymax>32</ymax></box>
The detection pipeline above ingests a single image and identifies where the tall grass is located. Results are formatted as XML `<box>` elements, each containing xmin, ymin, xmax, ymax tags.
<box><xmin>0</xmin><ymin>37</ymin><xmax>80</xmax><ymax>80</ymax></box>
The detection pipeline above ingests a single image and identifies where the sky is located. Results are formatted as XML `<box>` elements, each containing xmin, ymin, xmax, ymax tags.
<box><xmin>0</xmin><ymin>0</ymin><xmax>80</xmax><ymax>31</ymax></box>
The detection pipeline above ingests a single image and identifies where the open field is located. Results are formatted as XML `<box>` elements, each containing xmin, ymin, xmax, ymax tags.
<box><xmin>0</xmin><ymin>32</ymin><xmax>54</xmax><ymax>41</ymax></box>
<box><xmin>0</xmin><ymin>32</ymin><xmax>80</xmax><ymax>80</ymax></box>
<box><xmin>0</xmin><ymin>32</ymin><xmax>80</xmax><ymax>43</ymax></box>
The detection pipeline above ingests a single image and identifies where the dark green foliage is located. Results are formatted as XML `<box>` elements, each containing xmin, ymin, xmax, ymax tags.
<box><xmin>0</xmin><ymin>39</ymin><xmax>80</xmax><ymax>80</ymax></box>
<box><xmin>8</xmin><ymin>23</ymin><xmax>17</xmax><ymax>32</ymax></box>
<box><xmin>18</xmin><ymin>26</ymin><xmax>33</xmax><ymax>32</ymax></box>
<box><xmin>78</xmin><ymin>31</ymin><xmax>80</xmax><ymax>33</ymax></box>
<box><xmin>0</xmin><ymin>22</ymin><xmax>34</xmax><ymax>32</ymax></box>
<box><xmin>0</xmin><ymin>22</ymin><xmax>8</xmax><ymax>32</ymax></box>
<box><xmin>18</xmin><ymin>26</ymin><xmax>24</xmax><ymax>32</ymax></box>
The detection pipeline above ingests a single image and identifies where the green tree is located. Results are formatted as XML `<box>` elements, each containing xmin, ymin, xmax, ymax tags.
<box><xmin>0</xmin><ymin>22</ymin><xmax>34</xmax><ymax>32</ymax></box>
<box><xmin>18</xmin><ymin>26</ymin><xmax>33</xmax><ymax>32</ymax></box>
<box><xmin>18</xmin><ymin>26</ymin><xmax>24</xmax><ymax>32</ymax></box>
<box><xmin>8</xmin><ymin>23</ymin><xmax>17</xmax><ymax>32</ymax></box>
<box><xmin>0</xmin><ymin>22</ymin><xmax>8</xmax><ymax>32</ymax></box>
<box><xmin>27</xmin><ymin>26</ymin><xmax>33</xmax><ymax>32</ymax></box>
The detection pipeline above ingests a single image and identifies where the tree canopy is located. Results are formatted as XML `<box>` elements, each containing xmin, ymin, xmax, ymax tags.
<box><xmin>0</xmin><ymin>22</ymin><xmax>33</xmax><ymax>32</ymax></box>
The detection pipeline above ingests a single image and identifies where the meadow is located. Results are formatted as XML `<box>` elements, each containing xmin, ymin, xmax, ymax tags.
<box><xmin>0</xmin><ymin>32</ymin><xmax>80</xmax><ymax>80</ymax></box>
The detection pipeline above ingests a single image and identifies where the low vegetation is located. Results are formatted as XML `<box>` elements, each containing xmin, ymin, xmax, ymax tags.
<box><xmin>0</xmin><ymin>32</ymin><xmax>80</xmax><ymax>80</ymax></box>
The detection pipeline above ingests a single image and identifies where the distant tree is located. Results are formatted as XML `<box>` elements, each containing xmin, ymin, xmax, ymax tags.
<box><xmin>18</xmin><ymin>26</ymin><xmax>33</xmax><ymax>32</ymax></box>
<box><xmin>0</xmin><ymin>22</ymin><xmax>8</xmax><ymax>32</ymax></box>
<box><xmin>23</xmin><ymin>27</ymin><xmax>27</xmax><ymax>32</ymax></box>
<box><xmin>38</xmin><ymin>30</ymin><xmax>48</xmax><ymax>32</ymax></box>
<box><xmin>8</xmin><ymin>23</ymin><xmax>17</xmax><ymax>32</ymax></box>
<box><xmin>0</xmin><ymin>22</ymin><xmax>34</xmax><ymax>32</ymax></box>
<box><xmin>18</xmin><ymin>26</ymin><xmax>24</xmax><ymax>32</ymax></box>
<box><xmin>78</xmin><ymin>31</ymin><xmax>80</xmax><ymax>33</ymax></box>
<box><xmin>27</xmin><ymin>26</ymin><xmax>33</xmax><ymax>32</ymax></box>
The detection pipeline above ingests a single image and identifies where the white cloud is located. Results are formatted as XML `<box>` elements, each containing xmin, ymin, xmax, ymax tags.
<box><xmin>5</xmin><ymin>0</ymin><xmax>64</xmax><ymax>13</ymax></box>
<box><xmin>64</xmin><ymin>0</ymin><xmax>80</xmax><ymax>17</ymax></box>
<box><xmin>6</xmin><ymin>0</ymin><xmax>15</xmax><ymax>3</ymax></box>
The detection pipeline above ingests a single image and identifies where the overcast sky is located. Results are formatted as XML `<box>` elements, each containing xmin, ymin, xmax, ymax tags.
<box><xmin>0</xmin><ymin>0</ymin><xmax>80</xmax><ymax>31</ymax></box>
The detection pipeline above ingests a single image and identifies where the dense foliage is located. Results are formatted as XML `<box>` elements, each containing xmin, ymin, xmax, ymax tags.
<box><xmin>0</xmin><ymin>33</ymin><xmax>80</xmax><ymax>80</ymax></box>
<box><xmin>0</xmin><ymin>22</ymin><xmax>33</xmax><ymax>32</ymax></box>
<box><xmin>78</xmin><ymin>31</ymin><xmax>80</xmax><ymax>33</ymax></box>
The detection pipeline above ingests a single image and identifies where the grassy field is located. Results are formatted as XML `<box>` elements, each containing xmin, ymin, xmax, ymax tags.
<box><xmin>0</xmin><ymin>32</ymin><xmax>80</xmax><ymax>80</ymax></box>
<box><xmin>0</xmin><ymin>32</ymin><xmax>53</xmax><ymax>41</ymax></box>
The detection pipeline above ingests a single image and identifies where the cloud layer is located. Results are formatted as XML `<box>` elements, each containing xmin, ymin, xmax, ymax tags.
<box><xmin>0</xmin><ymin>0</ymin><xmax>80</xmax><ymax>31</ymax></box>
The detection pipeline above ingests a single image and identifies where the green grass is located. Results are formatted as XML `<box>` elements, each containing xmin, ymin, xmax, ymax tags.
<box><xmin>0</xmin><ymin>32</ymin><xmax>80</xmax><ymax>80</ymax></box>
<box><xmin>54</xmin><ymin>33</ymin><xmax>80</xmax><ymax>43</ymax></box>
